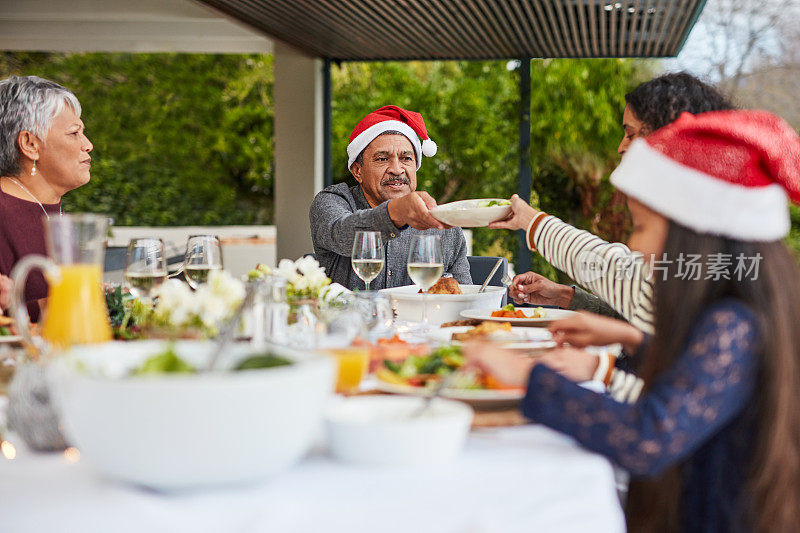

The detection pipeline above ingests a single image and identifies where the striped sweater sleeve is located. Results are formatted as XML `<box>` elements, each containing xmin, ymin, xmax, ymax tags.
<box><xmin>530</xmin><ymin>215</ymin><xmax>655</xmax><ymax>334</ymax></box>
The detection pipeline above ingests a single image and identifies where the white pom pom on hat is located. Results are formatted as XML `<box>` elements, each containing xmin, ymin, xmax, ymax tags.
<box><xmin>421</xmin><ymin>138</ymin><xmax>437</xmax><ymax>157</ymax></box>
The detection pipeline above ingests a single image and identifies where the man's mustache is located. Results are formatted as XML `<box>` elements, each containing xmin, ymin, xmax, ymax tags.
<box><xmin>381</xmin><ymin>176</ymin><xmax>410</xmax><ymax>186</ymax></box>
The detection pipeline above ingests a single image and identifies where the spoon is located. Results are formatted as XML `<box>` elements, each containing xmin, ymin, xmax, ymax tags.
<box><xmin>478</xmin><ymin>258</ymin><xmax>504</xmax><ymax>293</ymax></box>
<box><xmin>205</xmin><ymin>281</ymin><xmax>259</xmax><ymax>372</ymax></box>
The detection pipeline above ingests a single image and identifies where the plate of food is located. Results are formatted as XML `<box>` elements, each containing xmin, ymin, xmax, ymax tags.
<box><xmin>427</xmin><ymin>322</ymin><xmax>555</xmax><ymax>349</ymax></box>
<box><xmin>374</xmin><ymin>344</ymin><xmax>525</xmax><ymax>408</ymax></box>
<box><xmin>368</xmin><ymin>334</ymin><xmax>431</xmax><ymax>372</ymax></box>
<box><xmin>430</xmin><ymin>198</ymin><xmax>512</xmax><ymax>227</ymax></box>
<box><xmin>460</xmin><ymin>304</ymin><xmax>576</xmax><ymax>327</ymax></box>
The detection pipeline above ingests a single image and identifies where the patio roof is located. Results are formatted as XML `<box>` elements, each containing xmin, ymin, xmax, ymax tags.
<box><xmin>197</xmin><ymin>0</ymin><xmax>706</xmax><ymax>60</ymax></box>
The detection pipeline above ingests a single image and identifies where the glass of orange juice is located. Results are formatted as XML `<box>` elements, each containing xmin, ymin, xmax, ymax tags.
<box><xmin>327</xmin><ymin>346</ymin><xmax>370</xmax><ymax>394</ymax></box>
<box><xmin>11</xmin><ymin>214</ymin><xmax>112</xmax><ymax>351</ymax></box>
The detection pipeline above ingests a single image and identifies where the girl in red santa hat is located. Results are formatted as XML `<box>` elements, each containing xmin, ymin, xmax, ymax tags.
<box><xmin>467</xmin><ymin>110</ymin><xmax>800</xmax><ymax>532</ymax></box>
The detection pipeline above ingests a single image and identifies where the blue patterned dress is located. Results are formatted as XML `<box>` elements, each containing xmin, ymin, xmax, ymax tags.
<box><xmin>522</xmin><ymin>299</ymin><xmax>761</xmax><ymax>532</ymax></box>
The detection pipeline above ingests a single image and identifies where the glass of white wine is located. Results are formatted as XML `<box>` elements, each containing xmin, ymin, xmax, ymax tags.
<box><xmin>407</xmin><ymin>234</ymin><xmax>443</xmax><ymax>330</ymax></box>
<box><xmin>124</xmin><ymin>238</ymin><xmax>167</xmax><ymax>303</ymax></box>
<box><xmin>184</xmin><ymin>235</ymin><xmax>223</xmax><ymax>289</ymax></box>
<box><xmin>351</xmin><ymin>231</ymin><xmax>384</xmax><ymax>291</ymax></box>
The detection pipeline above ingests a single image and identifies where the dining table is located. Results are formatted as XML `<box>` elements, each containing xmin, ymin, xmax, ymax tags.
<box><xmin>0</xmin><ymin>395</ymin><xmax>625</xmax><ymax>533</ymax></box>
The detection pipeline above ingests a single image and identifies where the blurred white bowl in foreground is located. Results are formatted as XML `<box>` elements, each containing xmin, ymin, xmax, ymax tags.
<box><xmin>49</xmin><ymin>340</ymin><xmax>334</xmax><ymax>491</ymax></box>
<box><xmin>325</xmin><ymin>395</ymin><xmax>473</xmax><ymax>467</ymax></box>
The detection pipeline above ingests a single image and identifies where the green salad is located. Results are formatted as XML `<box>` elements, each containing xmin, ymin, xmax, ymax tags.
<box><xmin>383</xmin><ymin>344</ymin><xmax>464</xmax><ymax>378</ymax></box>
<box><xmin>378</xmin><ymin>343</ymin><xmax>516</xmax><ymax>391</ymax></box>
<box><xmin>478</xmin><ymin>199</ymin><xmax>511</xmax><ymax>208</ymax></box>
<box><xmin>131</xmin><ymin>346</ymin><xmax>196</xmax><ymax>375</ymax></box>
<box><xmin>130</xmin><ymin>346</ymin><xmax>293</xmax><ymax>376</ymax></box>
<box><xmin>233</xmin><ymin>354</ymin><xmax>292</xmax><ymax>370</ymax></box>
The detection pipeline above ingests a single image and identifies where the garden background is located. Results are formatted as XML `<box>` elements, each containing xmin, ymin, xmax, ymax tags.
<box><xmin>3</xmin><ymin>38</ymin><xmax>800</xmax><ymax>281</ymax></box>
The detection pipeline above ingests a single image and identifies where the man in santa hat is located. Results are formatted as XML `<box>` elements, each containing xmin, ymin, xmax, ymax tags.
<box><xmin>309</xmin><ymin>105</ymin><xmax>472</xmax><ymax>290</ymax></box>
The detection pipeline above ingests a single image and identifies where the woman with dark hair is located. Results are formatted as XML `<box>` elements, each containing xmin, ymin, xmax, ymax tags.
<box><xmin>509</xmin><ymin>72</ymin><xmax>735</xmax><ymax>331</ymax></box>
<box><xmin>620</xmin><ymin>72</ymin><xmax>735</xmax><ymax>153</ymax></box>
<box><xmin>469</xmin><ymin>110</ymin><xmax>800</xmax><ymax>531</ymax></box>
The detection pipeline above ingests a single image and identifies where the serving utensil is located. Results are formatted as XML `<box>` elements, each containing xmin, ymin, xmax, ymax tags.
<box><xmin>478</xmin><ymin>257</ymin><xmax>504</xmax><ymax>293</ymax></box>
<box><xmin>205</xmin><ymin>281</ymin><xmax>259</xmax><ymax>371</ymax></box>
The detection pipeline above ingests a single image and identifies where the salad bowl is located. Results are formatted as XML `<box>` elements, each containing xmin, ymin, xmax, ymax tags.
<box><xmin>48</xmin><ymin>340</ymin><xmax>335</xmax><ymax>491</ymax></box>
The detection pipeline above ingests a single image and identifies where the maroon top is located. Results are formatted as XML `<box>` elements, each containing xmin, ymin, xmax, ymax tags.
<box><xmin>0</xmin><ymin>187</ymin><xmax>62</xmax><ymax>322</ymax></box>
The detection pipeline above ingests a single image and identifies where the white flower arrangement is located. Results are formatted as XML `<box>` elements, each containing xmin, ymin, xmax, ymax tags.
<box><xmin>248</xmin><ymin>256</ymin><xmax>348</xmax><ymax>303</ymax></box>
<box><xmin>153</xmin><ymin>270</ymin><xmax>246</xmax><ymax>335</ymax></box>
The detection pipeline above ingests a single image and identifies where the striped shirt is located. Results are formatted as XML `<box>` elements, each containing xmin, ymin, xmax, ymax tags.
<box><xmin>528</xmin><ymin>215</ymin><xmax>655</xmax><ymax>334</ymax></box>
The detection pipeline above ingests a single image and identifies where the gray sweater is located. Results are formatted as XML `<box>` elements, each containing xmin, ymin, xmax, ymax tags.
<box><xmin>309</xmin><ymin>183</ymin><xmax>472</xmax><ymax>290</ymax></box>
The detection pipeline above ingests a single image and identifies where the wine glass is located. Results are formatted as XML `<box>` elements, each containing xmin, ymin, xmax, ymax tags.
<box><xmin>124</xmin><ymin>238</ymin><xmax>167</xmax><ymax>303</ymax></box>
<box><xmin>407</xmin><ymin>234</ymin><xmax>443</xmax><ymax>330</ymax></box>
<box><xmin>351</xmin><ymin>231</ymin><xmax>384</xmax><ymax>291</ymax></box>
<box><xmin>184</xmin><ymin>235</ymin><xmax>223</xmax><ymax>289</ymax></box>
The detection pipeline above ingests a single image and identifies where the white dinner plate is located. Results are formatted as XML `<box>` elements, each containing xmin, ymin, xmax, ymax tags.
<box><xmin>429</xmin><ymin>199</ymin><xmax>512</xmax><ymax>228</ymax></box>
<box><xmin>460</xmin><ymin>307</ymin><xmax>576</xmax><ymax>327</ymax></box>
<box><xmin>374</xmin><ymin>379</ymin><xmax>524</xmax><ymax>409</ymax></box>
<box><xmin>427</xmin><ymin>326</ymin><xmax>554</xmax><ymax>349</ymax></box>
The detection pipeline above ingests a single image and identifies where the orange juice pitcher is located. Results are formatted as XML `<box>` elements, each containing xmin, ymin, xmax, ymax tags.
<box><xmin>11</xmin><ymin>214</ymin><xmax>112</xmax><ymax>351</ymax></box>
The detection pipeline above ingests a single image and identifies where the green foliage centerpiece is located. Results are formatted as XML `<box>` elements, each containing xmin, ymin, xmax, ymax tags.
<box><xmin>105</xmin><ymin>270</ymin><xmax>246</xmax><ymax>340</ymax></box>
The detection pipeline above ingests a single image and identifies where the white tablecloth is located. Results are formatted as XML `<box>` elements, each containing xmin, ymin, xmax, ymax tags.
<box><xmin>0</xmin><ymin>407</ymin><xmax>624</xmax><ymax>533</ymax></box>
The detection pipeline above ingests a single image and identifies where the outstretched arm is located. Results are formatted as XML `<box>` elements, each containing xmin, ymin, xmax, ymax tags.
<box><xmin>309</xmin><ymin>191</ymin><xmax>403</xmax><ymax>257</ymax></box>
<box><xmin>523</xmin><ymin>301</ymin><xmax>758</xmax><ymax>476</ymax></box>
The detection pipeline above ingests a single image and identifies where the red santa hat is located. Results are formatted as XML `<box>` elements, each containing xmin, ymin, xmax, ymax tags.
<box><xmin>611</xmin><ymin>110</ymin><xmax>800</xmax><ymax>241</ymax></box>
<box><xmin>347</xmin><ymin>105</ymin><xmax>437</xmax><ymax>170</ymax></box>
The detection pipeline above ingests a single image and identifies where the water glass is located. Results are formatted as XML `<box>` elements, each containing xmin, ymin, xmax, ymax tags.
<box><xmin>250</xmin><ymin>275</ymin><xmax>289</xmax><ymax>349</ymax></box>
<box><xmin>318</xmin><ymin>293</ymin><xmax>365</xmax><ymax>346</ymax></box>
<box><xmin>351</xmin><ymin>231</ymin><xmax>384</xmax><ymax>290</ymax></box>
<box><xmin>353</xmin><ymin>291</ymin><xmax>394</xmax><ymax>341</ymax></box>
<box><xmin>124</xmin><ymin>238</ymin><xmax>167</xmax><ymax>302</ymax></box>
<box><xmin>184</xmin><ymin>235</ymin><xmax>223</xmax><ymax>289</ymax></box>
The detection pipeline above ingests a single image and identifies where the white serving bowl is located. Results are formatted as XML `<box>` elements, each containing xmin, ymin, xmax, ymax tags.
<box><xmin>325</xmin><ymin>395</ymin><xmax>473</xmax><ymax>467</ymax></box>
<box><xmin>49</xmin><ymin>340</ymin><xmax>335</xmax><ymax>491</ymax></box>
<box><xmin>380</xmin><ymin>284</ymin><xmax>506</xmax><ymax>326</ymax></box>
<box><xmin>430</xmin><ymin>199</ymin><xmax>512</xmax><ymax>227</ymax></box>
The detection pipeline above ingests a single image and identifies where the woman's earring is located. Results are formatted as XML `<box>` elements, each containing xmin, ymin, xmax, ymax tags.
<box><xmin>31</xmin><ymin>160</ymin><xmax>37</xmax><ymax>176</ymax></box>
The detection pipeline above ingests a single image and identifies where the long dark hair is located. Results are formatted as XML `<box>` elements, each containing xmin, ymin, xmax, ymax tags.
<box><xmin>625</xmin><ymin>72</ymin><xmax>735</xmax><ymax>134</ymax></box>
<box><xmin>625</xmin><ymin>223</ymin><xmax>800</xmax><ymax>532</ymax></box>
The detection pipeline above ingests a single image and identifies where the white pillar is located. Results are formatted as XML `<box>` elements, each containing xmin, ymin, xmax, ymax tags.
<box><xmin>273</xmin><ymin>41</ymin><xmax>324</xmax><ymax>261</ymax></box>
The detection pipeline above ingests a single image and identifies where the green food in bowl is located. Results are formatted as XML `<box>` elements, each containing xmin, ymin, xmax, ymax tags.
<box><xmin>129</xmin><ymin>346</ymin><xmax>293</xmax><ymax>376</ymax></box>
<box><xmin>234</xmin><ymin>354</ymin><xmax>293</xmax><ymax>371</ymax></box>
<box><xmin>132</xmin><ymin>346</ymin><xmax>197</xmax><ymax>375</ymax></box>
<box><xmin>478</xmin><ymin>199</ymin><xmax>511</xmax><ymax>208</ymax></box>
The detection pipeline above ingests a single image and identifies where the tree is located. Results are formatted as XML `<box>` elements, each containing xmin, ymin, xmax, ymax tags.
<box><xmin>2</xmin><ymin>52</ymin><xmax>274</xmax><ymax>225</ymax></box>
<box><xmin>676</xmin><ymin>0</ymin><xmax>798</xmax><ymax>96</ymax></box>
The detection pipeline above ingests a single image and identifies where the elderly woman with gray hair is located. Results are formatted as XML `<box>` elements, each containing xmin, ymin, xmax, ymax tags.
<box><xmin>0</xmin><ymin>75</ymin><xmax>93</xmax><ymax>321</ymax></box>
